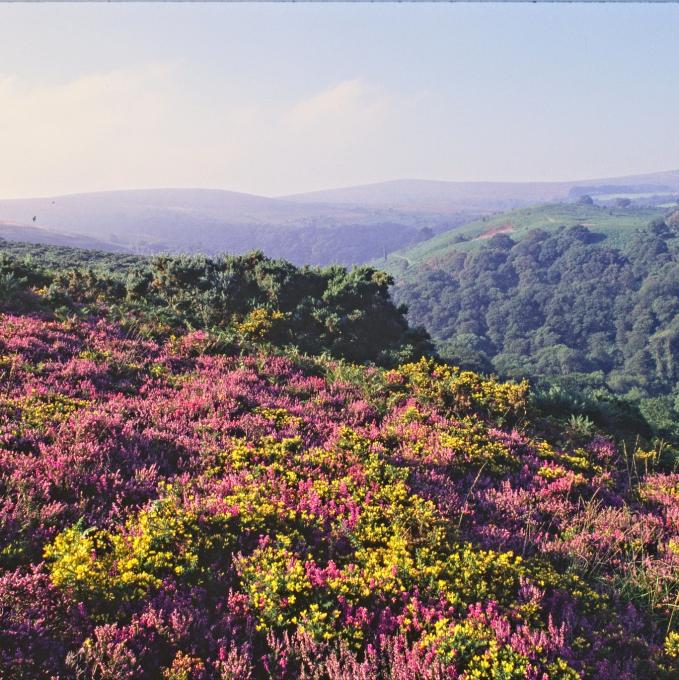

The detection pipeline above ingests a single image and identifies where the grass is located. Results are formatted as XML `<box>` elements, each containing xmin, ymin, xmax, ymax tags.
<box><xmin>381</xmin><ymin>203</ymin><xmax>666</xmax><ymax>274</ymax></box>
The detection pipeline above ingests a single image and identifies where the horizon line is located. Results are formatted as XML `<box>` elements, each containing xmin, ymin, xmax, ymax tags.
<box><xmin>2</xmin><ymin>166</ymin><xmax>678</xmax><ymax>203</ymax></box>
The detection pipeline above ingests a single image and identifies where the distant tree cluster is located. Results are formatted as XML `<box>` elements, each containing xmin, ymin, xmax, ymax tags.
<box><xmin>249</xmin><ymin>222</ymin><xmax>439</xmax><ymax>265</ymax></box>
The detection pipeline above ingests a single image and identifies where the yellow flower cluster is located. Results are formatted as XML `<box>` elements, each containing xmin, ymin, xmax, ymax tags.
<box><xmin>443</xmin><ymin>546</ymin><xmax>525</xmax><ymax>608</ymax></box>
<box><xmin>394</xmin><ymin>358</ymin><xmax>528</xmax><ymax>419</ymax></box>
<box><xmin>665</xmin><ymin>631</ymin><xmax>679</xmax><ymax>658</ymax></box>
<box><xmin>537</xmin><ymin>465</ymin><xmax>567</xmax><ymax>481</ymax></box>
<box><xmin>45</xmin><ymin>497</ymin><xmax>233</xmax><ymax>604</ymax></box>
<box><xmin>3</xmin><ymin>392</ymin><xmax>88</xmax><ymax>432</ymax></box>
<box><xmin>438</xmin><ymin>418</ymin><xmax>517</xmax><ymax>473</ymax></box>
<box><xmin>235</xmin><ymin>308</ymin><xmax>285</xmax><ymax>342</ymax></box>
<box><xmin>254</xmin><ymin>407</ymin><xmax>302</xmax><ymax>429</ymax></box>
<box><xmin>559</xmin><ymin>449</ymin><xmax>599</xmax><ymax>474</ymax></box>
<box><xmin>532</xmin><ymin>440</ymin><xmax>600</xmax><ymax>480</ymax></box>
<box><xmin>236</xmin><ymin>543</ymin><xmax>314</xmax><ymax>631</ymax></box>
<box><xmin>425</xmin><ymin>617</ymin><xmax>580</xmax><ymax>679</ymax></box>
<box><xmin>77</xmin><ymin>348</ymin><xmax>113</xmax><ymax>363</ymax></box>
<box><xmin>428</xmin><ymin>617</ymin><xmax>530</xmax><ymax>678</ymax></box>
<box><xmin>43</xmin><ymin>525</ymin><xmax>112</xmax><ymax>600</ymax></box>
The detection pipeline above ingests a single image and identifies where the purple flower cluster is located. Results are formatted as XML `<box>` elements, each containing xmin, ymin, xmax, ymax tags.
<box><xmin>0</xmin><ymin>314</ymin><xmax>677</xmax><ymax>678</ymax></box>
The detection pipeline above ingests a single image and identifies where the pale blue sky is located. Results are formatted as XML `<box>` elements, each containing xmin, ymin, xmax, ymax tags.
<box><xmin>1</xmin><ymin>3</ymin><xmax>678</xmax><ymax>198</ymax></box>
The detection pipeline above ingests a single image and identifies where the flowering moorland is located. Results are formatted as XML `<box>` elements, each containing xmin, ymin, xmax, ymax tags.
<box><xmin>0</xmin><ymin>313</ymin><xmax>677</xmax><ymax>679</ymax></box>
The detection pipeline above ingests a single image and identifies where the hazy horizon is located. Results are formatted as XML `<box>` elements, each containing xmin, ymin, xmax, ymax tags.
<box><xmin>1</xmin><ymin>3</ymin><xmax>678</xmax><ymax>200</ymax></box>
<box><xmin>2</xmin><ymin>166</ymin><xmax>679</xmax><ymax>204</ymax></box>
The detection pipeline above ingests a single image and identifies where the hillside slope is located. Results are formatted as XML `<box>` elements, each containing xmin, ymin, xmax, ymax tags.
<box><xmin>380</xmin><ymin>203</ymin><xmax>667</xmax><ymax>274</ymax></box>
<box><xmin>389</xmin><ymin>208</ymin><xmax>679</xmax><ymax>434</ymax></box>
<box><xmin>0</xmin><ymin>221</ymin><xmax>130</xmax><ymax>253</ymax></box>
<box><xmin>0</xmin><ymin>242</ymin><xmax>678</xmax><ymax>678</ymax></box>
<box><xmin>0</xmin><ymin>312</ymin><xmax>677</xmax><ymax>678</ymax></box>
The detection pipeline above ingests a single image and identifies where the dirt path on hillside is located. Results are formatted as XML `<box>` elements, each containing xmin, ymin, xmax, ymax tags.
<box><xmin>475</xmin><ymin>223</ymin><xmax>514</xmax><ymax>240</ymax></box>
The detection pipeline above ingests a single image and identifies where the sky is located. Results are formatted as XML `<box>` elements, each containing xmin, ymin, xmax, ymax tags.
<box><xmin>0</xmin><ymin>2</ymin><xmax>678</xmax><ymax>199</ymax></box>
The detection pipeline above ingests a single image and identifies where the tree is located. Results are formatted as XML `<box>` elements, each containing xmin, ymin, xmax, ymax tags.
<box><xmin>417</xmin><ymin>227</ymin><xmax>435</xmax><ymax>242</ymax></box>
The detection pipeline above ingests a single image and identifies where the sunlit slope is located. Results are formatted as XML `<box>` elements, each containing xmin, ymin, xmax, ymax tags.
<box><xmin>381</xmin><ymin>203</ymin><xmax>665</xmax><ymax>274</ymax></box>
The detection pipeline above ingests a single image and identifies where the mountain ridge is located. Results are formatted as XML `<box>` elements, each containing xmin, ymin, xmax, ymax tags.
<box><xmin>282</xmin><ymin>169</ymin><xmax>679</xmax><ymax>212</ymax></box>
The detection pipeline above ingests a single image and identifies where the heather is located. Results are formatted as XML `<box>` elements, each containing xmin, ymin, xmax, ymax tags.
<box><xmin>0</xmin><ymin>311</ymin><xmax>677</xmax><ymax>679</ymax></box>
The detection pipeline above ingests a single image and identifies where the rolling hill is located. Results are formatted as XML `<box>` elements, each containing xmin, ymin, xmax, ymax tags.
<box><xmin>0</xmin><ymin>188</ymin><xmax>461</xmax><ymax>266</ymax></box>
<box><xmin>1</xmin><ymin>169</ymin><xmax>677</xmax><ymax>266</ymax></box>
<box><xmin>384</xmin><ymin>201</ymin><xmax>679</xmax><ymax>439</ymax></box>
<box><xmin>380</xmin><ymin>203</ymin><xmax>669</xmax><ymax>275</ymax></box>
<box><xmin>284</xmin><ymin>168</ymin><xmax>679</xmax><ymax>213</ymax></box>
<box><xmin>0</xmin><ymin>221</ymin><xmax>131</xmax><ymax>253</ymax></box>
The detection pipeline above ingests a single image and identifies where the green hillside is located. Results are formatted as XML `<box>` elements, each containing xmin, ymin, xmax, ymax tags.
<box><xmin>382</xmin><ymin>203</ymin><xmax>667</xmax><ymax>274</ymax></box>
<box><xmin>388</xmin><ymin>205</ymin><xmax>679</xmax><ymax>443</ymax></box>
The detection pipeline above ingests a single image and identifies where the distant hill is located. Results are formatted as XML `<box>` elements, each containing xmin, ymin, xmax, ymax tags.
<box><xmin>284</xmin><ymin>169</ymin><xmax>679</xmax><ymax>213</ymax></box>
<box><xmin>0</xmin><ymin>188</ymin><xmax>461</xmax><ymax>266</ymax></box>
<box><xmin>1</xmin><ymin>170</ymin><xmax>677</xmax><ymax>266</ymax></box>
<box><xmin>285</xmin><ymin>179</ymin><xmax>569</xmax><ymax>213</ymax></box>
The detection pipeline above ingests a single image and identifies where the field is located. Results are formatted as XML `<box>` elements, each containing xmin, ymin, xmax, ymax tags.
<box><xmin>381</xmin><ymin>204</ymin><xmax>666</xmax><ymax>273</ymax></box>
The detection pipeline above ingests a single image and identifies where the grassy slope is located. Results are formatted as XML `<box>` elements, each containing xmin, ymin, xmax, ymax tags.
<box><xmin>0</xmin><ymin>222</ymin><xmax>130</xmax><ymax>254</ymax></box>
<box><xmin>380</xmin><ymin>203</ymin><xmax>665</xmax><ymax>275</ymax></box>
<box><xmin>0</xmin><ymin>239</ymin><xmax>146</xmax><ymax>274</ymax></box>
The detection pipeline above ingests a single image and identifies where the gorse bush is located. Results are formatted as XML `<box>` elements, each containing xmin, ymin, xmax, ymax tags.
<box><xmin>0</xmin><ymin>248</ymin><xmax>432</xmax><ymax>367</ymax></box>
<box><xmin>0</xmin><ymin>311</ymin><xmax>677</xmax><ymax>679</ymax></box>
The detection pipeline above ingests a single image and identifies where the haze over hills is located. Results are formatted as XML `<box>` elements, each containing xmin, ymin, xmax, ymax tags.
<box><xmin>0</xmin><ymin>169</ymin><xmax>677</xmax><ymax>266</ymax></box>
<box><xmin>0</xmin><ymin>187</ymin><xmax>333</xmax><ymax>238</ymax></box>
<box><xmin>0</xmin><ymin>188</ymin><xmax>460</xmax><ymax>265</ymax></box>
<box><xmin>283</xmin><ymin>169</ymin><xmax>679</xmax><ymax>213</ymax></box>
<box><xmin>0</xmin><ymin>221</ymin><xmax>131</xmax><ymax>253</ymax></box>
